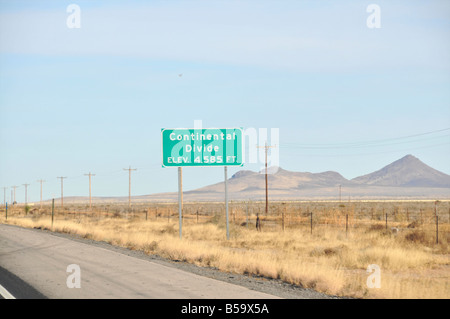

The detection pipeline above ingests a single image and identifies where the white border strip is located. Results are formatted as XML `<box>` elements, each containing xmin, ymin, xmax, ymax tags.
<box><xmin>0</xmin><ymin>283</ymin><xmax>16</xmax><ymax>299</ymax></box>
<box><xmin>161</xmin><ymin>127</ymin><xmax>244</xmax><ymax>168</ymax></box>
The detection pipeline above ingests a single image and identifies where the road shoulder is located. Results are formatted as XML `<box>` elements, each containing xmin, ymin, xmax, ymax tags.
<box><xmin>1</xmin><ymin>224</ymin><xmax>338</xmax><ymax>299</ymax></box>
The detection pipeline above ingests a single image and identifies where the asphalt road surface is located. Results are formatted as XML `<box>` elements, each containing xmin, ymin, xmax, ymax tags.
<box><xmin>0</xmin><ymin>224</ymin><xmax>280</xmax><ymax>299</ymax></box>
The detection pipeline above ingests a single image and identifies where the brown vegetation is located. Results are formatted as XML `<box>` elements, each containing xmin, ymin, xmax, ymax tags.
<box><xmin>1</xmin><ymin>200</ymin><xmax>449</xmax><ymax>299</ymax></box>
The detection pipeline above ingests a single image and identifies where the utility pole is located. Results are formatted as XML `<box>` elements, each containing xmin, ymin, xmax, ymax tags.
<box><xmin>11</xmin><ymin>186</ymin><xmax>18</xmax><ymax>204</ymax></box>
<box><xmin>22</xmin><ymin>183</ymin><xmax>30</xmax><ymax>206</ymax></box>
<box><xmin>2</xmin><ymin>187</ymin><xmax>7</xmax><ymax>207</ymax></box>
<box><xmin>84</xmin><ymin>172</ymin><xmax>95</xmax><ymax>210</ymax></box>
<box><xmin>123</xmin><ymin>166</ymin><xmax>137</xmax><ymax>208</ymax></box>
<box><xmin>37</xmin><ymin>180</ymin><xmax>45</xmax><ymax>209</ymax></box>
<box><xmin>57</xmin><ymin>177</ymin><xmax>67</xmax><ymax>208</ymax></box>
<box><xmin>339</xmin><ymin>185</ymin><xmax>342</xmax><ymax>203</ymax></box>
<box><xmin>256</xmin><ymin>142</ymin><xmax>276</xmax><ymax>216</ymax></box>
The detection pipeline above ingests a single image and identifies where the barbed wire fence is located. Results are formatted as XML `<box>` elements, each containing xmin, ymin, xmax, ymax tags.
<box><xmin>1</xmin><ymin>200</ymin><xmax>449</xmax><ymax>247</ymax></box>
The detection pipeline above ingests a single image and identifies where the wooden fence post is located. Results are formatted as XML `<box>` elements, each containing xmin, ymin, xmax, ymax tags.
<box><xmin>436</xmin><ymin>215</ymin><xmax>439</xmax><ymax>244</ymax></box>
<box><xmin>51</xmin><ymin>198</ymin><xmax>54</xmax><ymax>231</ymax></box>
<box><xmin>346</xmin><ymin>214</ymin><xmax>348</xmax><ymax>237</ymax></box>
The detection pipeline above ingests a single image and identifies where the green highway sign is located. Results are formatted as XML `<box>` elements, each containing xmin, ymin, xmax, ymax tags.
<box><xmin>161</xmin><ymin>128</ymin><xmax>243</xmax><ymax>167</ymax></box>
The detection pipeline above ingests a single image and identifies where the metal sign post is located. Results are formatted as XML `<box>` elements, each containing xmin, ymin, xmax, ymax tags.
<box><xmin>178</xmin><ymin>167</ymin><xmax>183</xmax><ymax>240</ymax></box>
<box><xmin>224</xmin><ymin>166</ymin><xmax>229</xmax><ymax>240</ymax></box>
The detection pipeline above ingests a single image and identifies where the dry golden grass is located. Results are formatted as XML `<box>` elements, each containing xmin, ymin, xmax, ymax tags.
<box><xmin>3</xmin><ymin>205</ymin><xmax>449</xmax><ymax>299</ymax></box>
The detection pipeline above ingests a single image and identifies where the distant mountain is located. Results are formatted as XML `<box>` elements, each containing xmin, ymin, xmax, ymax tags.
<box><xmin>191</xmin><ymin>166</ymin><xmax>352</xmax><ymax>195</ymax></box>
<box><xmin>351</xmin><ymin>154</ymin><xmax>450</xmax><ymax>188</ymax></box>
<box><xmin>47</xmin><ymin>155</ymin><xmax>450</xmax><ymax>204</ymax></box>
<box><xmin>180</xmin><ymin>154</ymin><xmax>450</xmax><ymax>200</ymax></box>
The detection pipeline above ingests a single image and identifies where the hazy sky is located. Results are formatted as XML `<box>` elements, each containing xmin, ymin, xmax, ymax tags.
<box><xmin>1</xmin><ymin>0</ymin><xmax>449</xmax><ymax>203</ymax></box>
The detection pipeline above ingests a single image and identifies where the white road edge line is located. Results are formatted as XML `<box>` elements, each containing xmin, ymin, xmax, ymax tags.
<box><xmin>0</xmin><ymin>284</ymin><xmax>16</xmax><ymax>299</ymax></box>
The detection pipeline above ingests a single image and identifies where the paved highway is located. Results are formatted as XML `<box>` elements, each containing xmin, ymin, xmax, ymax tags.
<box><xmin>0</xmin><ymin>224</ymin><xmax>279</xmax><ymax>299</ymax></box>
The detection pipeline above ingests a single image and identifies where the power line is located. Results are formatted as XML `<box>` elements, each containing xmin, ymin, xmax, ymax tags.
<box><xmin>280</xmin><ymin>128</ymin><xmax>450</xmax><ymax>149</ymax></box>
<box><xmin>281</xmin><ymin>134</ymin><xmax>450</xmax><ymax>150</ymax></box>
<box><xmin>287</xmin><ymin>141</ymin><xmax>450</xmax><ymax>158</ymax></box>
